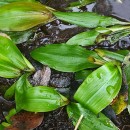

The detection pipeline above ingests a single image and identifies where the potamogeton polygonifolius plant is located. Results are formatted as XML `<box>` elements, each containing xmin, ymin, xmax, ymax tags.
<box><xmin>0</xmin><ymin>33</ymin><xmax>34</xmax><ymax>78</ymax></box>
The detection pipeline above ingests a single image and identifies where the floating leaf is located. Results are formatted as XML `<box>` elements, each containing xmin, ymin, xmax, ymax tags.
<box><xmin>74</xmin><ymin>62</ymin><xmax>122</xmax><ymax>114</ymax></box>
<box><xmin>31</xmin><ymin>43</ymin><xmax>100</xmax><ymax>72</ymax></box>
<box><xmin>0</xmin><ymin>2</ymin><xmax>54</xmax><ymax>31</ymax></box>
<box><xmin>0</xmin><ymin>0</ymin><xmax>36</xmax><ymax>7</ymax></box>
<box><xmin>67</xmin><ymin>29</ymin><xmax>99</xmax><ymax>46</ymax></box>
<box><xmin>54</xmin><ymin>11</ymin><xmax>129</xmax><ymax>28</ymax></box>
<box><xmin>67</xmin><ymin>103</ymin><xmax>118</xmax><ymax>130</ymax></box>
<box><xmin>0</xmin><ymin>34</ymin><xmax>34</xmax><ymax>78</ymax></box>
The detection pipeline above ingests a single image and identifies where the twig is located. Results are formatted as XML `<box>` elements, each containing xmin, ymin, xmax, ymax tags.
<box><xmin>74</xmin><ymin>114</ymin><xmax>84</xmax><ymax>130</ymax></box>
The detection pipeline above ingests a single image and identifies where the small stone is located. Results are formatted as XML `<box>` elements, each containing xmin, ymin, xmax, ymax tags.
<box><xmin>33</xmin><ymin>66</ymin><xmax>51</xmax><ymax>86</ymax></box>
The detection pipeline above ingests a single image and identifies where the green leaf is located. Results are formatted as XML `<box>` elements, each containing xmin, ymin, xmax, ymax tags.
<box><xmin>5</xmin><ymin>109</ymin><xmax>17</xmax><ymax>123</ymax></box>
<box><xmin>31</xmin><ymin>43</ymin><xmax>100</xmax><ymax>72</ymax></box>
<box><xmin>54</xmin><ymin>11</ymin><xmax>129</xmax><ymax>28</ymax></box>
<box><xmin>67</xmin><ymin>29</ymin><xmax>99</xmax><ymax>46</ymax></box>
<box><xmin>0</xmin><ymin>34</ymin><xmax>34</xmax><ymax>78</ymax></box>
<box><xmin>0</xmin><ymin>2</ymin><xmax>54</xmax><ymax>31</ymax></box>
<box><xmin>116</xmin><ymin>50</ymin><xmax>129</xmax><ymax>56</ymax></box>
<box><xmin>4</xmin><ymin>30</ymin><xmax>33</xmax><ymax>44</ymax></box>
<box><xmin>20</xmin><ymin>86</ymin><xmax>69</xmax><ymax>112</ymax></box>
<box><xmin>95</xmin><ymin>49</ymin><xmax>125</xmax><ymax>62</ymax></box>
<box><xmin>15</xmin><ymin>74</ymin><xmax>32</xmax><ymax>111</ymax></box>
<box><xmin>0</xmin><ymin>0</ymin><xmax>36</xmax><ymax>7</ymax></box>
<box><xmin>68</xmin><ymin>0</ymin><xmax>96</xmax><ymax>9</ymax></box>
<box><xmin>75</xmin><ymin>70</ymin><xmax>93</xmax><ymax>81</ymax></box>
<box><xmin>4</xmin><ymin>83</ymin><xmax>15</xmax><ymax>99</ymax></box>
<box><xmin>74</xmin><ymin>62</ymin><xmax>122</xmax><ymax>114</ymax></box>
<box><xmin>0</xmin><ymin>124</ymin><xmax>5</xmax><ymax>130</ymax></box>
<box><xmin>67</xmin><ymin>103</ymin><xmax>118</xmax><ymax>130</ymax></box>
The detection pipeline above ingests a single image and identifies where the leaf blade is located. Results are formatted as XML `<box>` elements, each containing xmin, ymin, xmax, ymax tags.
<box><xmin>74</xmin><ymin>62</ymin><xmax>122</xmax><ymax>114</ymax></box>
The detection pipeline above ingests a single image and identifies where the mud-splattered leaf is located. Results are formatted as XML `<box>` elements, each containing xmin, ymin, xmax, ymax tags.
<box><xmin>0</xmin><ymin>34</ymin><xmax>34</xmax><ymax>78</ymax></box>
<box><xmin>54</xmin><ymin>11</ymin><xmax>129</xmax><ymax>28</ymax></box>
<box><xmin>5</xmin><ymin>111</ymin><xmax>44</xmax><ymax>130</ymax></box>
<box><xmin>111</xmin><ymin>94</ymin><xmax>128</xmax><ymax>115</ymax></box>
<box><xmin>74</xmin><ymin>62</ymin><xmax>122</xmax><ymax>114</ymax></box>
<box><xmin>67</xmin><ymin>29</ymin><xmax>99</xmax><ymax>46</ymax></box>
<box><xmin>4</xmin><ymin>30</ymin><xmax>33</xmax><ymax>44</ymax></box>
<box><xmin>67</xmin><ymin>103</ymin><xmax>118</xmax><ymax>130</ymax></box>
<box><xmin>0</xmin><ymin>2</ymin><xmax>54</xmax><ymax>31</ymax></box>
<box><xmin>31</xmin><ymin>43</ymin><xmax>100</xmax><ymax>72</ymax></box>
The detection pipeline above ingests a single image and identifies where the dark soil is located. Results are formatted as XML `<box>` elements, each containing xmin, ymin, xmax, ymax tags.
<box><xmin>1</xmin><ymin>0</ymin><xmax>130</xmax><ymax>130</ymax></box>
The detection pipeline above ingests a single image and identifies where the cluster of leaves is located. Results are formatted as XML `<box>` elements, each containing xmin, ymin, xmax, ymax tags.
<box><xmin>0</xmin><ymin>0</ymin><xmax>130</xmax><ymax>130</ymax></box>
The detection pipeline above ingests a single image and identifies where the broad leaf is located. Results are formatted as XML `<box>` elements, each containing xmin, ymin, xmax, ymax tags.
<box><xmin>67</xmin><ymin>30</ymin><xmax>99</xmax><ymax>46</ymax></box>
<box><xmin>0</xmin><ymin>0</ymin><xmax>36</xmax><ymax>7</ymax></box>
<box><xmin>54</xmin><ymin>12</ymin><xmax>129</xmax><ymax>28</ymax></box>
<box><xmin>0</xmin><ymin>2</ymin><xmax>54</xmax><ymax>31</ymax></box>
<box><xmin>74</xmin><ymin>62</ymin><xmax>122</xmax><ymax>114</ymax></box>
<box><xmin>16</xmin><ymin>86</ymin><xmax>69</xmax><ymax>112</ymax></box>
<box><xmin>0</xmin><ymin>34</ymin><xmax>34</xmax><ymax>78</ymax></box>
<box><xmin>67</xmin><ymin>103</ymin><xmax>118</xmax><ymax>130</ymax></box>
<box><xmin>31</xmin><ymin>43</ymin><xmax>100</xmax><ymax>72</ymax></box>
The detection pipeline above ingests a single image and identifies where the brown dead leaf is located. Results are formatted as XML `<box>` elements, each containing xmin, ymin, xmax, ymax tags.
<box><xmin>5</xmin><ymin>111</ymin><xmax>44</xmax><ymax>130</ymax></box>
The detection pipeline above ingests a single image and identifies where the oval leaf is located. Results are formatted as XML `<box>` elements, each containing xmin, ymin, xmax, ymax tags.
<box><xmin>74</xmin><ymin>62</ymin><xmax>122</xmax><ymax>114</ymax></box>
<box><xmin>67</xmin><ymin>103</ymin><xmax>118</xmax><ymax>130</ymax></box>
<box><xmin>31</xmin><ymin>43</ymin><xmax>100</xmax><ymax>72</ymax></box>
<box><xmin>0</xmin><ymin>34</ymin><xmax>34</xmax><ymax>78</ymax></box>
<box><xmin>54</xmin><ymin>11</ymin><xmax>129</xmax><ymax>28</ymax></box>
<box><xmin>21</xmin><ymin>86</ymin><xmax>69</xmax><ymax>112</ymax></box>
<box><xmin>67</xmin><ymin>30</ymin><xmax>99</xmax><ymax>46</ymax></box>
<box><xmin>0</xmin><ymin>2</ymin><xmax>54</xmax><ymax>31</ymax></box>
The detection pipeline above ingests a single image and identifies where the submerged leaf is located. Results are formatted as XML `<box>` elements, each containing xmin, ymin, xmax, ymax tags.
<box><xmin>67</xmin><ymin>29</ymin><xmax>99</xmax><ymax>46</ymax></box>
<box><xmin>0</xmin><ymin>34</ymin><xmax>34</xmax><ymax>78</ymax></box>
<box><xmin>67</xmin><ymin>103</ymin><xmax>118</xmax><ymax>130</ymax></box>
<box><xmin>74</xmin><ymin>62</ymin><xmax>122</xmax><ymax>114</ymax></box>
<box><xmin>0</xmin><ymin>2</ymin><xmax>54</xmax><ymax>31</ymax></box>
<box><xmin>54</xmin><ymin>11</ymin><xmax>129</xmax><ymax>28</ymax></box>
<box><xmin>31</xmin><ymin>43</ymin><xmax>100</xmax><ymax>72</ymax></box>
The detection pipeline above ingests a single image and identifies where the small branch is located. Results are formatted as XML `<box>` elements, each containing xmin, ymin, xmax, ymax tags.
<box><xmin>74</xmin><ymin>114</ymin><xmax>84</xmax><ymax>130</ymax></box>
